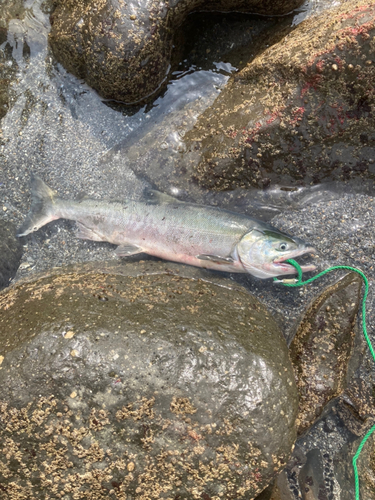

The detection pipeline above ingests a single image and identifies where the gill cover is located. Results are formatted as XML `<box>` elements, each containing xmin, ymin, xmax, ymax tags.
<box><xmin>236</xmin><ymin>228</ymin><xmax>300</xmax><ymax>279</ymax></box>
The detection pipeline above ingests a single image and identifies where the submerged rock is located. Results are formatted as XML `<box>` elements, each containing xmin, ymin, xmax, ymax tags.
<box><xmin>334</xmin><ymin>430</ymin><xmax>375</xmax><ymax>500</ymax></box>
<box><xmin>0</xmin><ymin>0</ymin><xmax>24</xmax><ymax>121</ymax></box>
<box><xmin>49</xmin><ymin>0</ymin><xmax>303</xmax><ymax>104</ymax></box>
<box><xmin>289</xmin><ymin>272</ymin><xmax>362</xmax><ymax>435</ymax></box>
<box><xmin>0</xmin><ymin>220</ymin><xmax>22</xmax><ymax>290</ymax></box>
<box><xmin>0</xmin><ymin>261</ymin><xmax>298</xmax><ymax>499</ymax></box>
<box><xmin>298</xmin><ymin>448</ymin><xmax>329</xmax><ymax>500</ymax></box>
<box><xmin>317</xmin><ymin>382</ymin><xmax>375</xmax><ymax>500</ymax></box>
<box><xmin>181</xmin><ymin>0</ymin><xmax>375</xmax><ymax>190</ymax></box>
<box><xmin>254</xmin><ymin>469</ymin><xmax>295</xmax><ymax>500</ymax></box>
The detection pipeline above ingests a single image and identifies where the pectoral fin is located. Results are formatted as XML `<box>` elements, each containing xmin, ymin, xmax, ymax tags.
<box><xmin>115</xmin><ymin>244</ymin><xmax>143</xmax><ymax>257</ymax></box>
<box><xmin>197</xmin><ymin>254</ymin><xmax>234</xmax><ymax>265</ymax></box>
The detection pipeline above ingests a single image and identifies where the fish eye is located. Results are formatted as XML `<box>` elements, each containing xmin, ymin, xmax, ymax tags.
<box><xmin>279</xmin><ymin>242</ymin><xmax>288</xmax><ymax>251</ymax></box>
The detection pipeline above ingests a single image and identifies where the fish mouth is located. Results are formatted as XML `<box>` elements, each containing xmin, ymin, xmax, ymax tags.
<box><xmin>273</xmin><ymin>246</ymin><xmax>317</xmax><ymax>274</ymax></box>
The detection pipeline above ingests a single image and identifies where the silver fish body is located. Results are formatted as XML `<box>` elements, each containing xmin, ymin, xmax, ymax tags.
<box><xmin>17</xmin><ymin>175</ymin><xmax>316</xmax><ymax>279</ymax></box>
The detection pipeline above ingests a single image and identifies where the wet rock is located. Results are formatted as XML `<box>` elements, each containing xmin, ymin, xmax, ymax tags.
<box><xmin>254</xmin><ymin>444</ymin><xmax>308</xmax><ymax>500</ymax></box>
<box><xmin>314</xmin><ymin>386</ymin><xmax>375</xmax><ymax>500</ymax></box>
<box><xmin>254</xmin><ymin>469</ymin><xmax>295</xmax><ymax>500</ymax></box>
<box><xmin>298</xmin><ymin>448</ymin><xmax>329</xmax><ymax>500</ymax></box>
<box><xmin>289</xmin><ymin>272</ymin><xmax>362</xmax><ymax>435</ymax></box>
<box><xmin>275</xmin><ymin>381</ymin><xmax>375</xmax><ymax>500</ymax></box>
<box><xmin>0</xmin><ymin>0</ymin><xmax>24</xmax><ymax>121</ymax></box>
<box><xmin>0</xmin><ymin>219</ymin><xmax>22</xmax><ymax>290</ymax></box>
<box><xmin>181</xmin><ymin>0</ymin><xmax>375</xmax><ymax>190</ymax></box>
<box><xmin>0</xmin><ymin>27</ymin><xmax>9</xmax><ymax>120</ymax></box>
<box><xmin>49</xmin><ymin>0</ymin><xmax>304</xmax><ymax>104</ymax></box>
<box><xmin>116</xmin><ymin>13</ymin><xmax>296</xmax><ymax>203</ymax></box>
<box><xmin>334</xmin><ymin>429</ymin><xmax>375</xmax><ymax>500</ymax></box>
<box><xmin>0</xmin><ymin>261</ymin><xmax>298</xmax><ymax>499</ymax></box>
<box><xmin>0</xmin><ymin>0</ymin><xmax>25</xmax><ymax>23</ymax></box>
<box><xmin>0</xmin><ymin>77</ymin><xmax>9</xmax><ymax>120</ymax></box>
<box><xmin>336</xmin><ymin>378</ymin><xmax>375</xmax><ymax>436</ymax></box>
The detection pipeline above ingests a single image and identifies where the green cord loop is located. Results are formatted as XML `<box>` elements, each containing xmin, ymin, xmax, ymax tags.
<box><xmin>274</xmin><ymin>259</ymin><xmax>375</xmax><ymax>500</ymax></box>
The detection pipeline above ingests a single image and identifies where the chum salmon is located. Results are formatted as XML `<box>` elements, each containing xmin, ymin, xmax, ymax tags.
<box><xmin>17</xmin><ymin>175</ymin><xmax>316</xmax><ymax>279</ymax></box>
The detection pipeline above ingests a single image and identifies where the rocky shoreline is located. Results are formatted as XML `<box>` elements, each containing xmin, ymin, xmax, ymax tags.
<box><xmin>1</xmin><ymin>0</ymin><xmax>375</xmax><ymax>498</ymax></box>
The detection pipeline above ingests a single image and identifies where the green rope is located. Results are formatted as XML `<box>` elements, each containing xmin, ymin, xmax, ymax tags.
<box><xmin>274</xmin><ymin>259</ymin><xmax>375</xmax><ymax>500</ymax></box>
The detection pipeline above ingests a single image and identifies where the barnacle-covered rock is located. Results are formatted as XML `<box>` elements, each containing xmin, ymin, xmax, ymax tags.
<box><xmin>181</xmin><ymin>0</ymin><xmax>375</xmax><ymax>190</ymax></box>
<box><xmin>48</xmin><ymin>0</ymin><xmax>304</xmax><ymax>104</ymax></box>
<box><xmin>0</xmin><ymin>260</ymin><xmax>298</xmax><ymax>499</ymax></box>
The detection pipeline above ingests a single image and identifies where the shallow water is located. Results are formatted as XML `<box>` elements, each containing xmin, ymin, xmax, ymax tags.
<box><xmin>0</xmin><ymin>0</ymin><xmax>369</xmax><ymax>284</ymax></box>
<box><xmin>0</xmin><ymin>0</ymin><xmax>348</xmax><ymax>221</ymax></box>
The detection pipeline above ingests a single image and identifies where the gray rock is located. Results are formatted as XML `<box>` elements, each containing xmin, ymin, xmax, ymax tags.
<box><xmin>254</xmin><ymin>471</ymin><xmax>293</xmax><ymax>500</ymax></box>
<box><xmin>0</xmin><ymin>0</ymin><xmax>25</xmax><ymax>25</ymax></box>
<box><xmin>0</xmin><ymin>0</ymin><xmax>26</xmax><ymax>117</ymax></box>
<box><xmin>289</xmin><ymin>272</ymin><xmax>362</xmax><ymax>435</ymax></box>
<box><xmin>254</xmin><ymin>443</ymin><xmax>307</xmax><ymax>500</ymax></box>
<box><xmin>0</xmin><ymin>261</ymin><xmax>298</xmax><ymax>499</ymax></box>
<box><xmin>0</xmin><ymin>22</ymin><xmax>20</xmax><ymax>120</ymax></box>
<box><xmin>333</xmin><ymin>430</ymin><xmax>374</xmax><ymax>500</ymax></box>
<box><xmin>0</xmin><ymin>219</ymin><xmax>22</xmax><ymax>290</ymax></box>
<box><xmin>49</xmin><ymin>0</ymin><xmax>304</xmax><ymax>104</ymax></box>
<box><xmin>257</xmin><ymin>439</ymin><xmax>343</xmax><ymax>500</ymax></box>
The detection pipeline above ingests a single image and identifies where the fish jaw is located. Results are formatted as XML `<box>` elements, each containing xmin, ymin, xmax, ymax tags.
<box><xmin>272</xmin><ymin>246</ymin><xmax>316</xmax><ymax>275</ymax></box>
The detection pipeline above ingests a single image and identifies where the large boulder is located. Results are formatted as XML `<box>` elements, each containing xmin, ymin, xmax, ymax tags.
<box><xmin>0</xmin><ymin>261</ymin><xmax>298</xmax><ymax>499</ymax></box>
<box><xmin>49</xmin><ymin>0</ymin><xmax>304</xmax><ymax>104</ymax></box>
<box><xmin>178</xmin><ymin>0</ymin><xmax>375</xmax><ymax>190</ymax></box>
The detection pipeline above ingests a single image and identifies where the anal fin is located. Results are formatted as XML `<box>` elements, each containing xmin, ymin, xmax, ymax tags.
<box><xmin>115</xmin><ymin>244</ymin><xmax>143</xmax><ymax>257</ymax></box>
<box><xmin>197</xmin><ymin>254</ymin><xmax>234</xmax><ymax>265</ymax></box>
<box><xmin>75</xmin><ymin>222</ymin><xmax>104</xmax><ymax>242</ymax></box>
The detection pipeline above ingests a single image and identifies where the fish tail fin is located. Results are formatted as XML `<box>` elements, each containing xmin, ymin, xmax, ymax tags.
<box><xmin>17</xmin><ymin>174</ymin><xmax>60</xmax><ymax>237</ymax></box>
